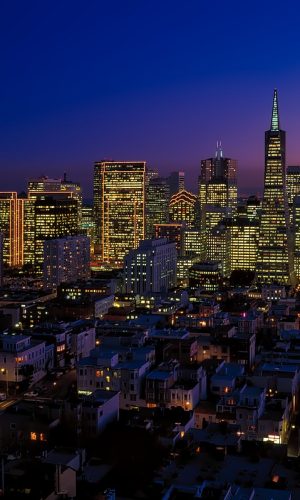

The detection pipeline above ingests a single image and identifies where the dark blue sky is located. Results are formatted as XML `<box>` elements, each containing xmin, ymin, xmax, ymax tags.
<box><xmin>1</xmin><ymin>0</ymin><xmax>300</xmax><ymax>197</ymax></box>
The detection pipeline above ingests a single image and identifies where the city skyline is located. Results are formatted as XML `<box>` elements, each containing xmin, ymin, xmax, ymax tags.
<box><xmin>2</xmin><ymin>2</ymin><xmax>300</xmax><ymax>196</ymax></box>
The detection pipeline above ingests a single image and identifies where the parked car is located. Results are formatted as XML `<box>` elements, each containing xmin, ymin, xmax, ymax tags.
<box><xmin>24</xmin><ymin>390</ymin><xmax>39</xmax><ymax>398</ymax></box>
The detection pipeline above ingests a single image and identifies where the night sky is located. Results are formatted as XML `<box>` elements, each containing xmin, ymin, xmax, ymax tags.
<box><xmin>1</xmin><ymin>0</ymin><xmax>300</xmax><ymax>198</ymax></box>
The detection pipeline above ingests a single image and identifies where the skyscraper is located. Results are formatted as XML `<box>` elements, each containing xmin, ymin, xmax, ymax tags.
<box><xmin>169</xmin><ymin>189</ymin><xmax>199</xmax><ymax>228</ymax></box>
<box><xmin>0</xmin><ymin>192</ymin><xmax>24</xmax><ymax>267</ymax></box>
<box><xmin>28</xmin><ymin>175</ymin><xmax>82</xmax><ymax>224</ymax></box>
<box><xmin>34</xmin><ymin>195</ymin><xmax>79</xmax><ymax>273</ymax></box>
<box><xmin>93</xmin><ymin>161</ymin><xmax>145</xmax><ymax>266</ymax></box>
<box><xmin>255</xmin><ymin>90</ymin><xmax>296</xmax><ymax>286</ymax></box>
<box><xmin>167</xmin><ymin>171</ymin><xmax>185</xmax><ymax>197</ymax></box>
<box><xmin>286</xmin><ymin>166</ymin><xmax>300</xmax><ymax>225</ymax></box>
<box><xmin>293</xmin><ymin>195</ymin><xmax>300</xmax><ymax>281</ymax></box>
<box><xmin>146</xmin><ymin>177</ymin><xmax>169</xmax><ymax>238</ymax></box>
<box><xmin>199</xmin><ymin>143</ymin><xmax>237</xmax><ymax>229</ymax></box>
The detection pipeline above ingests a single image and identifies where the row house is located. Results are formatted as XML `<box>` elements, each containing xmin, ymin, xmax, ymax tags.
<box><xmin>0</xmin><ymin>333</ymin><xmax>47</xmax><ymax>387</ymax></box>
<box><xmin>252</xmin><ymin>362</ymin><xmax>300</xmax><ymax>413</ymax></box>
<box><xmin>196</xmin><ymin>332</ymin><xmax>256</xmax><ymax>370</ymax></box>
<box><xmin>197</xmin><ymin>384</ymin><xmax>266</xmax><ymax>441</ymax></box>
<box><xmin>77</xmin><ymin>346</ymin><xmax>151</xmax><ymax>409</ymax></box>
<box><xmin>236</xmin><ymin>385</ymin><xmax>266</xmax><ymax>440</ymax></box>
<box><xmin>80</xmin><ymin>390</ymin><xmax>120</xmax><ymax>436</ymax></box>
<box><xmin>145</xmin><ymin>362</ymin><xmax>178</xmax><ymax>408</ymax></box>
<box><xmin>257</xmin><ymin>395</ymin><xmax>292</xmax><ymax>445</ymax></box>
<box><xmin>210</xmin><ymin>362</ymin><xmax>244</xmax><ymax>396</ymax></box>
<box><xmin>145</xmin><ymin>361</ymin><xmax>206</xmax><ymax>411</ymax></box>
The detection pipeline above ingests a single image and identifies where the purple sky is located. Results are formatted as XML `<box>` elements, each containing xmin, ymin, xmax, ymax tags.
<box><xmin>1</xmin><ymin>1</ymin><xmax>300</xmax><ymax>198</ymax></box>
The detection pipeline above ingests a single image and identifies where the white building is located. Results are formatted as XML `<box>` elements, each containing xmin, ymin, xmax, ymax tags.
<box><xmin>124</xmin><ymin>238</ymin><xmax>177</xmax><ymax>294</ymax></box>
<box><xmin>0</xmin><ymin>332</ymin><xmax>46</xmax><ymax>385</ymax></box>
<box><xmin>43</xmin><ymin>235</ymin><xmax>90</xmax><ymax>290</ymax></box>
<box><xmin>80</xmin><ymin>390</ymin><xmax>119</xmax><ymax>435</ymax></box>
<box><xmin>77</xmin><ymin>346</ymin><xmax>151</xmax><ymax>409</ymax></box>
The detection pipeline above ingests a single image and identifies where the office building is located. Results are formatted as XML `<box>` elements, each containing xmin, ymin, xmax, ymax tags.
<box><xmin>124</xmin><ymin>238</ymin><xmax>176</xmax><ymax>294</ymax></box>
<box><xmin>226</xmin><ymin>217</ymin><xmax>260</xmax><ymax>272</ymax></box>
<box><xmin>169</xmin><ymin>189</ymin><xmax>198</xmax><ymax>228</ymax></box>
<box><xmin>189</xmin><ymin>261</ymin><xmax>223</xmax><ymax>292</ymax></box>
<box><xmin>43</xmin><ymin>235</ymin><xmax>90</xmax><ymax>289</ymax></box>
<box><xmin>256</xmin><ymin>90</ymin><xmax>296</xmax><ymax>285</ymax></box>
<box><xmin>93</xmin><ymin>161</ymin><xmax>145</xmax><ymax>266</ymax></box>
<box><xmin>199</xmin><ymin>143</ymin><xmax>237</xmax><ymax>229</ymax></box>
<box><xmin>167</xmin><ymin>171</ymin><xmax>185</xmax><ymax>197</ymax></box>
<box><xmin>154</xmin><ymin>223</ymin><xmax>185</xmax><ymax>255</ymax></box>
<box><xmin>294</xmin><ymin>196</ymin><xmax>300</xmax><ymax>280</ymax></box>
<box><xmin>287</xmin><ymin>166</ymin><xmax>300</xmax><ymax>224</ymax></box>
<box><xmin>182</xmin><ymin>228</ymin><xmax>207</xmax><ymax>259</ymax></box>
<box><xmin>177</xmin><ymin>255</ymin><xmax>199</xmax><ymax>287</ymax></box>
<box><xmin>81</xmin><ymin>205</ymin><xmax>94</xmax><ymax>255</ymax></box>
<box><xmin>0</xmin><ymin>192</ymin><xmax>24</xmax><ymax>267</ymax></box>
<box><xmin>146</xmin><ymin>177</ymin><xmax>169</xmax><ymax>238</ymax></box>
<box><xmin>244</xmin><ymin>195</ymin><xmax>262</xmax><ymax>221</ymax></box>
<box><xmin>34</xmin><ymin>195</ymin><xmax>79</xmax><ymax>273</ymax></box>
<box><xmin>0</xmin><ymin>233</ymin><xmax>3</xmax><ymax>287</ymax></box>
<box><xmin>28</xmin><ymin>174</ymin><xmax>82</xmax><ymax>212</ymax></box>
<box><xmin>207</xmin><ymin>223</ymin><xmax>231</xmax><ymax>277</ymax></box>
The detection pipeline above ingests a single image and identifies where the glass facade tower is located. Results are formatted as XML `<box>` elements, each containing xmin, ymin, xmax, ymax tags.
<box><xmin>255</xmin><ymin>90</ymin><xmax>296</xmax><ymax>285</ymax></box>
<box><xmin>93</xmin><ymin>161</ymin><xmax>145</xmax><ymax>266</ymax></box>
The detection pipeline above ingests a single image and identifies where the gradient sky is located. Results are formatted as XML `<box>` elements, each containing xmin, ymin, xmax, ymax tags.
<box><xmin>1</xmin><ymin>0</ymin><xmax>300</xmax><ymax>198</ymax></box>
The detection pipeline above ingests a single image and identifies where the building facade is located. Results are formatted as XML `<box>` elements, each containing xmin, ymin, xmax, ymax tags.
<box><xmin>124</xmin><ymin>238</ymin><xmax>177</xmax><ymax>294</ymax></box>
<box><xmin>255</xmin><ymin>90</ymin><xmax>296</xmax><ymax>285</ymax></box>
<box><xmin>199</xmin><ymin>143</ymin><xmax>237</xmax><ymax>230</ymax></box>
<box><xmin>93</xmin><ymin>161</ymin><xmax>145</xmax><ymax>266</ymax></box>
<box><xmin>43</xmin><ymin>235</ymin><xmax>90</xmax><ymax>289</ymax></box>
<box><xmin>34</xmin><ymin>195</ymin><xmax>79</xmax><ymax>274</ymax></box>
<box><xmin>169</xmin><ymin>189</ymin><xmax>198</xmax><ymax>228</ymax></box>
<box><xmin>146</xmin><ymin>177</ymin><xmax>169</xmax><ymax>238</ymax></box>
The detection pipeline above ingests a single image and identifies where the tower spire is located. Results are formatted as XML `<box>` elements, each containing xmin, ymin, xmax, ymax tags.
<box><xmin>271</xmin><ymin>88</ymin><xmax>279</xmax><ymax>131</ymax></box>
<box><xmin>215</xmin><ymin>140</ymin><xmax>223</xmax><ymax>160</ymax></box>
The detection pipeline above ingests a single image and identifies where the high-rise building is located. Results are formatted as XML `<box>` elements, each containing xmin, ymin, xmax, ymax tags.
<box><xmin>207</xmin><ymin>223</ymin><xmax>231</xmax><ymax>277</ymax></box>
<box><xmin>182</xmin><ymin>228</ymin><xmax>207</xmax><ymax>260</ymax></box>
<box><xmin>169</xmin><ymin>189</ymin><xmax>199</xmax><ymax>228</ymax></box>
<box><xmin>226</xmin><ymin>216</ymin><xmax>260</xmax><ymax>272</ymax></box>
<box><xmin>167</xmin><ymin>171</ymin><xmax>185</xmax><ymax>197</ymax></box>
<box><xmin>124</xmin><ymin>238</ymin><xmax>177</xmax><ymax>294</ymax></box>
<box><xmin>0</xmin><ymin>233</ymin><xmax>3</xmax><ymax>286</ymax></box>
<box><xmin>0</xmin><ymin>192</ymin><xmax>23</xmax><ymax>267</ymax></box>
<box><xmin>244</xmin><ymin>196</ymin><xmax>262</xmax><ymax>221</ymax></box>
<box><xmin>154</xmin><ymin>223</ymin><xmax>185</xmax><ymax>255</ymax></box>
<box><xmin>93</xmin><ymin>161</ymin><xmax>145</xmax><ymax>266</ymax></box>
<box><xmin>255</xmin><ymin>90</ymin><xmax>296</xmax><ymax>286</ymax></box>
<box><xmin>293</xmin><ymin>196</ymin><xmax>300</xmax><ymax>280</ymax></box>
<box><xmin>199</xmin><ymin>143</ymin><xmax>237</xmax><ymax>229</ymax></box>
<box><xmin>34</xmin><ymin>195</ymin><xmax>79</xmax><ymax>273</ymax></box>
<box><xmin>81</xmin><ymin>205</ymin><xmax>94</xmax><ymax>243</ymax></box>
<box><xmin>43</xmin><ymin>235</ymin><xmax>90</xmax><ymax>290</ymax></box>
<box><xmin>146</xmin><ymin>177</ymin><xmax>169</xmax><ymax>238</ymax></box>
<box><xmin>28</xmin><ymin>174</ymin><xmax>82</xmax><ymax>224</ymax></box>
<box><xmin>287</xmin><ymin>166</ymin><xmax>300</xmax><ymax>224</ymax></box>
